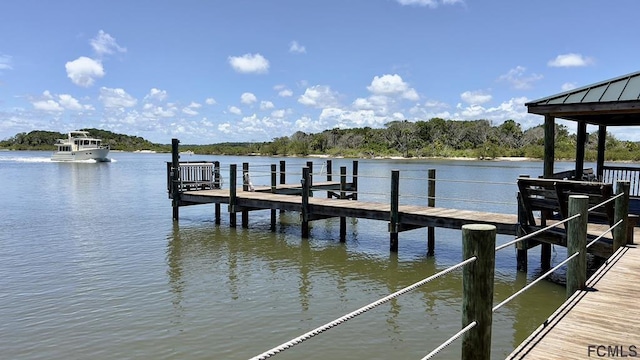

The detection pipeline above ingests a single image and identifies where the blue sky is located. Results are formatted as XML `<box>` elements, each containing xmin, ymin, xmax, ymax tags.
<box><xmin>1</xmin><ymin>0</ymin><xmax>639</xmax><ymax>144</ymax></box>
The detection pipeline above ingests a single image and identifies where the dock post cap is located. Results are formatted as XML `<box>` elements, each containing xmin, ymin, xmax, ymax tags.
<box><xmin>462</xmin><ymin>224</ymin><xmax>496</xmax><ymax>231</ymax></box>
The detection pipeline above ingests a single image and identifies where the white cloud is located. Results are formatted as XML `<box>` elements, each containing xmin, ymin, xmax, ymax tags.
<box><xmin>90</xmin><ymin>30</ymin><xmax>126</xmax><ymax>57</ymax></box>
<box><xmin>228</xmin><ymin>106</ymin><xmax>242</xmax><ymax>115</ymax></box>
<box><xmin>561</xmin><ymin>82</ymin><xmax>577</xmax><ymax>92</ymax></box>
<box><xmin>65</xmin><ymin>56</ymin><xmax>105</xmax><ymax>87</ymax></box>
<box><xmin>205</xmin><ymin>97</ymin><xmax>217</xmax><ymax>105</ymax></box>
<box><xmin>498</xmin><ymin>66</ymin><xmax>543</xmax><ymax>90</ymax></box>
<box><xmin>145</xmin><ymin>88</ymin><xmax>168</xmax><ymax>102</ymax></box>
<box><xmin>460</xmin><ymin>90</ymin><xmax>492</xmax><ymax>105</ymax></box>
<box><xmin>367</xmin><ymin>74</ymin><xmax>419</xmax><ymax>101</ymax></box>
<box><xmin>279</xmin><ymin>89</ymin><xmax>293</xmax><ymax>97</ymax></box>
<box><xmin>30</xmin><ymin>91</ymin><xmax>93</xmax><ymax>112</ymax></box>
<box><xmin>289</xmin><ymin>41</ymin><xmax>306</xmax><ymax>54</ymax></box>
<box><xmin>0</xmin><ymin>54</ymin><xmax>12</xmax><ymax>71</ymax></box>
<box><xmin>260</xmin><ymin>101</ymin><xmax>275</xmax><ymax>110</ymax></box>
<box><xmin>228</xmin><ymin>53</ymin><xmax>270</xmax><ymax>74</ymax></box>
<box><xmin>32</xmin><ymin>99</ymin><xmax>64</xmax><ymax>112</ymax></box>
<box><xmin>298</xmin><ymin>85</ymin><xmax>339</xmax><ymax>108</ymax></box>
<box><xmin>218</xmin><ymin>123</ymin><xmax>232</xmax><ymax>134</ymax></box>
<box><xmin>58</xmin><ymin>94</ymin><xmax>84</xmax><ymax>111</ymax></box>
<box><xmin>241</xmin><ymin>92</ymin><xmax>257</xmax><ymax>104</ymax></box>
<box><xmin>182</xmin><ymin>102</ymin><xmax>201</xmax><ymax>116</ymax></box>
<box><xmin>548</xmin><ymin>53</ymin><xmax>594</xmax><ymax>67</ymax></box>
<box><xmin>396</xmin><ymin>0</ymin><xmax>462</xmax><ymax>7</ymax></box>
<box><xmin>99</xmin><ymin>87</ymin><xmax>137</xmax><ymax>108</ymax></box>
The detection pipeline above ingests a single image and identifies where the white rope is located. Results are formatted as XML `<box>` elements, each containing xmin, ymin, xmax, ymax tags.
<box><xmin>588</xmin><ymin>192</ymin><xmax>623</xmax><ymax>212</ymax></box>
<box><xmin>420</xmin><ymin>321</ymin><xmax>477</xmax><ymax>360</ymax></box>
<box><xmin>248</xmin><ymin>256</ymin><xmax>477</xmax><ymax>360</ymax></box>
<box><xmin>493</xmin><ymin>251</ymin><xmax>579</xmax><ymax>312</ymax></box>
<box><xmin>494</xmin><ymin>213</ymin><xmax>580</xmax><ymax>252</ymax></box>
<box><xmin>586</xmin><ymin>219</ymin><xmax>623</xmax><ymax>249</ymax></box>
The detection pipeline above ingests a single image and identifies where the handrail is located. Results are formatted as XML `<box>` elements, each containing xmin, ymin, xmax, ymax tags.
<box><xmin>421</xmin><ymin>321</ymin><xmax>477</xmax><ymax>360</ymax></box>
<box><xmin>495</xmin><ymin>213</ymin><xmax>580</xmax><ymax>252</ymax></box>
<box><xmin>493</xmin><ymin>251</ymin><xmax>580</xmax><ymax>312</ymax></box>
<box><xmin>248</xmin><ymin>256</ymin><xmax>477</xmax><ymax>360</ymax></box>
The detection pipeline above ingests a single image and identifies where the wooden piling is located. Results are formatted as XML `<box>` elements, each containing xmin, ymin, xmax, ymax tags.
<box><xmin>280</xmin><ymin>160</ymin><xmax>286</xmax><ymax>214</ymax></box>
<box><xmin>214</xmin><ymin>161</ymin><xmax>221</xmax><ymax>224</ymax></box>
<box><xmin>516</xmin><ymin>193</ymin><xmax>528</xmax><ymax>272</ymax></box>
<box><xmin>270</xmin><ymin>164</ymin><xmax>277</xmax><ymax>231</ymax></box>
<box><xmin>171</xmin><ymin>138</ymin><xmax>180</xmax><ymax>221</ymax></box>
<box><xmin>340</xmin><ymin>166</ymin><xmax>347</xmax><ymax>242</ymax></box>
<box><xmin>427</xmin><ymin>168</ymin><xmax>435</xmax><ymax>256</ymax></box>
<box><xmin>613</xmin><ymin>180</ymin><xmax>630</xmax><ymax>251</ymax></box>
<box><xmin>326</xmin><ymin>160</ymin><xmax>333</xmax><ymax>198</ymax></box>
<box><xmin>229</xmin><ymin>164</ymin><xmax>237</xmax><ymax>228</ymax></box>
<box><xmin>566</xmin><ymin>195</ymin><xmax>588</xmax><ymax>298</ymax></box>
<box><xmin>301</xmin><ymin>167</ymin><xmax>310</xmax><ymax>238</ymax></box>
<box><xmin>352</xmin><ymin>160</ymin><xmax>359</xmax><ymax>200</ymax></box>
<box><xmin>390</xmin><ymin>170</ymin><xmax>399</xmax><ymax>252</ymax></box>
<box><xmin>242</xmin><ymin>162</ymin><xmax>249</xmax><ymax>228</ymax></box>
<box><xmin>461</xmin><ymin>224</ymin><xmax>496</xmax><ymax>360</ymax></box>
<box><xmin>306</xmin><ymin>161</ymin><xmax>313</xmax><ymax>188</ymax></box>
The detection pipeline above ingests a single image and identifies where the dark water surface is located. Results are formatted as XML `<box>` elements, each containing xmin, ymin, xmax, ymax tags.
<box><xmin>0</xmin><ymin>151</ymin><xmax>581</xmax><ymax>359</ymax></box>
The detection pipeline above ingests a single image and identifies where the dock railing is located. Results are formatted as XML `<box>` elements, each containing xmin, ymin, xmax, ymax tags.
<box><xmin>602</xmin><ymin>165</ymin><xmax>640</xmax><ymax>197</ymax></box>
<box><xmin>247</xmin><ymin>181</ymin><xmax>631</xmax><ymax>360</ymax></box>
<box><xmin>166</xmin><ymin>160</ymin><xmax>220</xmax><ymax>195</ymax></box>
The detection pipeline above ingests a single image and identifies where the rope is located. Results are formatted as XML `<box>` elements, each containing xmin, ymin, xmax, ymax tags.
<box><xmin>420</xmin><ymin>321</ymin><xmax>477</xmax><ymax>360</ymax></box>
<box><xmin>493</xmin><ymin>251</ymin><xmax>579</xmax><ymax>312</ymax></box>
<box><xmin>586</xmin><ymin>219</ymin><xmax>622</xmax><ymax>249</ymax></box>
<box><xmin>399</xmin><ymin>177</ymin><xmax>515</xmax><ymax>186</ymax></box>
<box><xmin>494</xmin><ymin>213</ymin><xmax>580</xmax><ymax>252</ymax></box>
<box><xmin>407</xmin><ymin>195</ymin><xmax>517</xmax><ymax>207</ymax></box>
<box><xmin>248</xmin><ymin>256</ymin><xmax>477</xmax><ymax>360</ymax></box>
<box><xmin>588</xmin><ymin>192</ymin><xmax>623</xmax><ymax>212</ymax></box>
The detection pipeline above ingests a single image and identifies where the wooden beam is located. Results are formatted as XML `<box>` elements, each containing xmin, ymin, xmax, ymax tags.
<box><xmin>544</xmin><ymin>115</ymin><xmax>555</xmax><ymax>178</ymax></box>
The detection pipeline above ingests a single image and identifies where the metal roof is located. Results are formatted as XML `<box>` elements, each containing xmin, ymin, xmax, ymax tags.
<box><xmin>526</xmin><ymin>71</ymin><xmax>640</xmax><ymax>126</ymax></box>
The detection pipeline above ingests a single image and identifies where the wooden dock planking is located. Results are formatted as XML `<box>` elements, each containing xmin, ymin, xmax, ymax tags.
<box><xmin>180</xmin><ymin>188</ymin><xmax>620</xmax><ymax>247</ymax></box>
<box><xmin>507</xmin><ymin>240</ymin><xmax>640</xmax><ymax>360</ymax></box>
<box><xmin>180</xmin><ymin>188</ymin><xmax>520</xmax><ymax>232</ymax></box>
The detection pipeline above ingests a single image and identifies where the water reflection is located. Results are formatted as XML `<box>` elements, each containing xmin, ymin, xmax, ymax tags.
<box><xmin>165</xmin><ymin>216</ymin><xmax>565</xmax><ymax>358</ymax></box>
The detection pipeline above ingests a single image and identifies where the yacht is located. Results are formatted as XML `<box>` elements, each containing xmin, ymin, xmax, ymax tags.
<box><xmin>51</xmin><ymin>131</ymin><xmax>110</xmax><ymax>162</ymax></box>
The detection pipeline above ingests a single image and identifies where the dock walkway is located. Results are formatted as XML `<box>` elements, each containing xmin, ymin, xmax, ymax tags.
<box><xmin>507</xmin><ymin>241</ymin><xmax>640</xmax><ymax>359</ymax></box>
<box><xmin>181</xmin><ymin>188</ymin><xmax>521</xmax><ymax>234</ymax></box>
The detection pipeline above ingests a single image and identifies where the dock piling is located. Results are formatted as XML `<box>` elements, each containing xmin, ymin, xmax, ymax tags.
<box><xmin>566</xmin><ymin>195</ymin><xmax>588</xmax><ymax>298</ymax></box>
<box><xmin>340</xmin><ymin>166</ymin><xmax>347</xmax><ymax>242</ymax></box>
<box><xmin>301</xmin><ymin>167</ymin><xmax>310</xmax><ymax>238</ymax></box>
<box><xmin>390</xmin><ymin>170</ymin><xmax>399</xmax><ymax>252</ymax></box>
<box><xmin>171</xmin><ymin>138</ymin><xmax>180</xmax><ymax>221</ymax></box>
<box><xmin>461</xmin><ymin>224</ymin><xmax>496</xmax><ymax>360</ymax></box>
<box><xmin>427</xmin><ymin>168</ymin><xmax>436</xmax><ymax>256</ymax></box>
<box><xmin>229</xmin><ymin>164</ymin><xmax>237</xmax><ymax>228</ymax></box>
<box><xmin>613</xmin><ymin>180</ymin><xmax>630</xmax><ymax>251</ymax></box>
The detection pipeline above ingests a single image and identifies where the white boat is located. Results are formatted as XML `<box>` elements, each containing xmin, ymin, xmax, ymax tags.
<box><xmin>51</xmin><ymin>131</ymin><xmax>110</xmax><ymax>162</ymax></box>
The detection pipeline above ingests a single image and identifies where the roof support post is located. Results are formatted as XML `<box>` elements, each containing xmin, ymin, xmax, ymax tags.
<box><xmin>544</xmin><ymin>115</ymin><xmax>555</xmax><ymax>178</ymax></box>
<box><xmin>596</xmin><ymin>125</ymin><xmax>606</xmax><ymax>181</ymax></box>
<box><xmin>575</xmin><ymin>121</ymin><xmax>587</xmax><ymax>180</ymax></box>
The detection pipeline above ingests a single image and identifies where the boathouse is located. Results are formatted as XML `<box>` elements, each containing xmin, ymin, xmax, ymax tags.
<box><xmin>526</xmin><ymin>70</ymin><xmax>640</xmax><ymax>204</ymax></box>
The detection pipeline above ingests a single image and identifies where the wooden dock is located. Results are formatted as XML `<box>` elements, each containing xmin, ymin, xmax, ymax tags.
<box><xmin>507</xmin><ymin>240</ymin><xmax>640</xmax><ymax>359</ymax></box>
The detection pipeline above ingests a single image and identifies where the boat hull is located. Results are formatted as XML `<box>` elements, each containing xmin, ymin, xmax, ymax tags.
<box><xmin>51</xmin><ymin>148</ymin><xmax>110</xmax><ymax>162</ymax></box>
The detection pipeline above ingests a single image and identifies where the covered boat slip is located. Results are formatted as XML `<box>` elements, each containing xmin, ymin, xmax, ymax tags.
<box><xmin>526</xmin><ymin>70</ymin><xmax>640</xmax><ymax>213</ymax></box>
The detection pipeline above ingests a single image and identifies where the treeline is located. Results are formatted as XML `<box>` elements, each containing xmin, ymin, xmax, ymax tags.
<box><xmin>0</xmin><ymin>128</ymin><xmax>164</xmax><ymax>152</ymax></box>
<box><xmin>3</xmin><ymin>119</ymin><xmax>640</xmax><ymax>161</ymax></box>
<box><xmin>188</xmin><ymin>118</ymin><xmax>640</xmax><ymax>161</ymax></box>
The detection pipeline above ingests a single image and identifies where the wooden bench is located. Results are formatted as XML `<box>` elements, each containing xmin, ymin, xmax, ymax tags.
<box><xmin>517</xmin><ymin>177</ymin><xmax>614</xmax><ymax>228</ymax></box>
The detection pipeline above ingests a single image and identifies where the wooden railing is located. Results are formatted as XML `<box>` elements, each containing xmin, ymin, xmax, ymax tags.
<box><xmin>166</xmin><ymin>161</ymin><xmax>220</xmax><ymax>194</ymax></box>
<box><xmin>602</xmin><ymin>165</ymin><xmax>640</xmax><ymax>197</ymax></box>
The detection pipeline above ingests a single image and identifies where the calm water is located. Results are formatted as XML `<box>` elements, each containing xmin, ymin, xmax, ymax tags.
<box><xmin>0</xmin><ymin>151</ymin><xmax>581</xmax><ymax>359</ymax></box>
